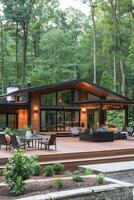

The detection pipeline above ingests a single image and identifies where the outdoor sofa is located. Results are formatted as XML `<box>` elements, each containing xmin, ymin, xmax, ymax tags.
<box><xmin>79</xmin><ymin>130</ymin><xmax>114</xmax><ymax>142</ymax></box>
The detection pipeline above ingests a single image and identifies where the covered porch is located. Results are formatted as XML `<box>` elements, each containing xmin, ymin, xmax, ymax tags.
<box><xmin>79</xmin><ymin>99</ymin><xmax>134</xmax><ymax>129</ymax></box>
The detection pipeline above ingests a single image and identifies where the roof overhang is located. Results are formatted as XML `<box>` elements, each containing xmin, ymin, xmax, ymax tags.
<box><xmin>0</xmin><ymin>102</ymin><xmax>29</xmax><ymax>108</ymax></box>
<box><xmin>0</xmin><ymin>79</ymin><xmax>131</xmax><ymax>101</ymax></box>
<box><xmin>75</xmin><ymin>99</ymin><xmax>134</xmax><ymax>105</ymax></box>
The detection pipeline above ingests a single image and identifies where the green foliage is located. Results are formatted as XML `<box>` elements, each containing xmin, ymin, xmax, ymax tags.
<box><xmin>107</xmin><ymin>110</ymin><xmax>125</xmax><ymax>127</ymax></box>
<box><xmin>96</xmin><ymin>174</ymin><xmax>105</xmax><ymax>185</ymax></box>
<box><xmin>23</xmin><ymin>125</ymin><xmax>32</xmax><ymax>131</ymax></box>
<box><xmin>85</xmin><ymin>168</ymin><xmax>93</xmax><ymax>175</ymax></box>
<box><xmin>3</xmin><ymin>150</ymin><xmax>34</xmax><ymax>195</ymax></box>
<box><xmin>31</xmin><ymin>162</ymin><xmax>41</xmax><ymax>176</ymax></box>
<box><xmin>54</xmin><ymin>179</ymin><xmax>64</xmax><ymax>189</ymax></box>
<box><xmin>4</xmin><ymin>127</ymin><xmax>13</xmax><ymax>135</ymax></box>
<box><xmin>12</xmin><ymin>176</ymin><xmax>25</xmax><ymax>195</ymax></box>
<box><xmin>52</xmin><ymin>163</ymin><xmax>64</xmax><ymax>175</ymax></box>
<box><xmin>0</xmin><ymin>0</ymin><xmax>133</xmax><ymax>104</ymax></box>
<box><xmin>100</xmin><ymin>71</ymin><xmax>113</xmax><ymax>90</ymax></box>
<box><xmin>43</xmin><ymin>165</ymin><xmax>54</xmax><ymax>177</ymax></box>
<box><xmin>73</xmin><ymin>175</ymin><xmax>84</xmax><ymax>182</ymax></box>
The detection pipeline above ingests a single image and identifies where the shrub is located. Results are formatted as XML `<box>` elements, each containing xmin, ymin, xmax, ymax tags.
<box><xmin>12</xmin><ymin>176</ymin><xmax>25</xmax><ymax>195</ymax></box>
<box><xmin>31</xmin><ymin>162</ymin><xmax>41</xmax><ymax>176</ymax></box>
<box><xmin>43</xmin><ymin>165</ymin><xmax>54</xmax><ymax>176</ymax></box>
<box><xmin>73</xmin><ymin>175</ymin><xmax>84</xmax><ymax>182</ymax></box>
<box><xmin>54</xmin><ymin>179</ymin><xmax>64</xmax><ymax>189</ymax></box>
<box><xmin>96</xmin><ymin>174</ymin><xmax>105</xmax><ymax>184</ymax></box>
<box><xmin>53</xmin><ymin>163</ymin><xmax>64</xmax><ymax>175</ymax></box>
<box><xmin>85</xmin><ymin>168</ymin><xmax>93</xmax><ymax>175</ymax></box>
<box><xmin>3</xmin><ymin>150</ymin><xmax>33</xmax><ymax>195</ymax></box>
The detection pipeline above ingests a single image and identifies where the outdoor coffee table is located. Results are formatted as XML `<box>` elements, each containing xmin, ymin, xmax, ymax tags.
<box><xmin>20</xmin><ymin>135</ymin><xmax>47</xmax><ymax>149</ymax></box>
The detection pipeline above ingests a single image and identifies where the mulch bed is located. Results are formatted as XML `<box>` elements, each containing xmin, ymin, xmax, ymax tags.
<box><xmin>0</xmin><ymin>175</ymin><xmax>109</xmax><ymax>200</ymax></box>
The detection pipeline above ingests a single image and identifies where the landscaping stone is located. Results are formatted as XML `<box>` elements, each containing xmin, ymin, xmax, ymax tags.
<box><xmin>80</xmin><ymin>161</ymin><xmax>134</xmax><ymax>185</ymax></box>
<box><xmin>16</xmin><ymin>176</ymin><xmax>133</xmax><ymax>200</ymax></box>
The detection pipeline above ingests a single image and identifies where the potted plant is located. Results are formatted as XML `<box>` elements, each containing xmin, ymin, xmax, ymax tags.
<box><xmin>24</xmin><ymin>125</ymin><xmax>32</xmax><ymax>138</ymax></box>
<box><xmin>4</xmin><ymin>127</ymin><xmax>13</xmax><ymax>144</ymax></box>
<box><xmin>4</xmin><ymin>127</ymin><xmax>13</xmax><ymax>135</ymax></box>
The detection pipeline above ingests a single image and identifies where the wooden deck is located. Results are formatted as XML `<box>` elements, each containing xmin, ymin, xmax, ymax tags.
<box><xmin>1</xmin><ymin>137</ymin><xmax>134</xmax><ymax>169</ymax></box>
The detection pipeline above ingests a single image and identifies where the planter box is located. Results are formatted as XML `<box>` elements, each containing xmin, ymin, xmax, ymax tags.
<box><xmin>16</xmin><ymin>175</ymin><xmax>133</xmax><ymax>200</ymax></box>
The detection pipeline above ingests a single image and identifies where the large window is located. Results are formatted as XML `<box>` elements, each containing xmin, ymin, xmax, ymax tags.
<box><xmin>65</xmin><ymin>111</ymin><xmax>72</xmax><ymax>131</ymax></box>
<box><xmin>57</xmin><ymin>111</ymin><xmax>64</xmax><ymax>131</ymax></box>
<box><xmin>40</xmin><ymin>110</ymin><xmax>80</xmax><ymax>132</ymax></box>
<box><xmin>57</xmin><ymin>90</ymin><xmax>72</xmax><ymax>106</ymax></box>
<box><xmin>0</xmin><ymin>114</ymin><xmax>6</xmax><ymax>129</ymax></box>
<box><xmin>0</xmin><ymin>114</ymin><xmax>18</xmax><ymax>129</ymax></box>
<box><xmin>17</xmin><ymin>95</ymin><xmax>28</xmax><ymax>103</ymax></box>
<box><xmin>41</xmin><ymin>92</ymin><xmax>56</xmax><ymax>106</ymax></box>
<box><xmin>40</xmin><ymin>89</ymin><xmax>81</xmax><ymax>107</ymax></box>
<box><xmin>41</xmin><ymin>110</ymin><xmax>56</xmax><ymax>131</ymax></box>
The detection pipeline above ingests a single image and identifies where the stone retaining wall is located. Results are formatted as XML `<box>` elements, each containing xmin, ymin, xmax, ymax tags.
<box><xmin>17</xmin><ymin>176</ymin><xmax>133</xmax><ymax>200</ymax></box>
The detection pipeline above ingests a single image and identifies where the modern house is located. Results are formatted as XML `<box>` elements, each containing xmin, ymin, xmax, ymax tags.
<box><xmin>0</xmin><ymin>80</ymin><xmax>133</xmax><ymax>135</ymax></box>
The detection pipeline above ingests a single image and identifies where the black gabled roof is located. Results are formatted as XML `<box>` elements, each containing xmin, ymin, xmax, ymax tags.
<box><xmin>0</xmin><ymin>79</ymin><xmax>131</xmax><ymax>100</ymax></box>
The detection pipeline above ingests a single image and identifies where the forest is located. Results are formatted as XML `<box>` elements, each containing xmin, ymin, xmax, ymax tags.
<box><xmin>0</xmin><ymin>0</ymin><xmax>133</xmax><ymax>101</ymax></box>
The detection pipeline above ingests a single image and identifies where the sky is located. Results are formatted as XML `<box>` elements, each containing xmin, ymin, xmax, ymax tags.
<box><xmin>59</xmin><ymin>0</ymin><xmax>89</xmax><ymax>15</ymax></box>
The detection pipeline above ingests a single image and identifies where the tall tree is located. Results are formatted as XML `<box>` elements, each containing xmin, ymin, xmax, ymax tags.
<box><xmin>0</xmin><ymin>16</ymin><xmax>4</xmax><ymax>93</ymax></box>
<box><xmin>1</xmin><ymin>0</ymin><xmax>36</xmax><ymax>85</ymax></box>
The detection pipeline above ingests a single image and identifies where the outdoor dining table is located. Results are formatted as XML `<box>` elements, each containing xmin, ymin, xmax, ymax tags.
<box><xmin>20</xmin><ymin>134</ymin><xmax>47</xmax><ymax>149</ymax></box>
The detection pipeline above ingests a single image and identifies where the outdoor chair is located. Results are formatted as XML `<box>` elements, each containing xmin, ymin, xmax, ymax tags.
<box><xmin>71</xmin><ymin>127</ymin><xmax>79</xmax><ymax>136</ymax></box>
<box><xmin>126</xmin><ymin>127</ymin><xmax>134</xmax><ymax>136</ymax></box>
<box><xmin>39</xmin><ymin>134</ymin><xmax>57</xmax><ymax>150</ymax></box>
<box><xmin>0</xmin><ymin>133</ymin><xmax>10</xmax><ymax>151</ymax></box>
<box><xmin>10</xmin><ymin>135</ymin><xmax>26</xmax><ymax>149</ymax></box>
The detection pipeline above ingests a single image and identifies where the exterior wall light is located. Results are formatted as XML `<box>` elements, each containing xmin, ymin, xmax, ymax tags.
<box><xmin>33</xmin><ymin>107</ymin><xmax>38</xmax><ymax>113</ymax></box>
<box><xmin>81</xmin><ymin>106</ymin><xmax>86</xmax><ymax>113</ymax></box>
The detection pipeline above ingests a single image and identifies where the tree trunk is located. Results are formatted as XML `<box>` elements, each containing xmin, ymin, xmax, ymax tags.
<box><xmin>120</xmin><ymin>59</ymin><xmax>125</xmax><ymax>96</ymax></box>
<box><xmin>15</xmin><ymin>22</ymin><xmax>19</xmax><ymax>84</ymax></box>
<box><xmin>0</xmin><ymin>18</ymin><xmax>4</xmax><ymax>94</ymax></box>
<box><xmin>113</xmin><ymin>39</ymin><xmax>116</xmax><ymax>92</ymax></box>
<box><xmin>22</xmin><ymin>23</ymin><xmax>28</xmax><ymax>85</ymax></box>
<box><xmin>130</xmin><ymin>10</ymin><xmax>134</xmax><ymax>33</ymax></box>
<box><xmin>109</xmin><ymin>0</ymin><xmax>118</xmax><ymax>92</ymax></box>
<box><xmin>90</xmin><ymin>4</ymin><xmax>96</xmax><ymax>84</ymax></box>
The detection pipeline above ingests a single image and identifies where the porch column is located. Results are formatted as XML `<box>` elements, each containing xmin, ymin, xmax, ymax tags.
<box><xmin>125</xmin><ymin>105</ymin><xmax>128</xmax><ymax>126</ymax></box>
<box><xmin>28</xmin><ymin>92</ymin><xmax>32</xmax><ymax>126</ymax></box>
<box><xmin>99</xmin><ymin>104</ymin><xmax>105</xmax><ymax>125</ymax></box>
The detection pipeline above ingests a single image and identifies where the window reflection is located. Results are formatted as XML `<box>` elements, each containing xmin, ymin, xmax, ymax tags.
<box><xmin>0</xmin><ymin>114</ymin><xmax>17</xmax><ymax>129</ymax></box>
<box><xmin>41</xmin><ymin>110</ymin><xmax>56</xmax><ymax>131</ymax></box>
<box><xmin>41</xmin><ymin>93</ymin><xmax>56</xmax><ymax>106</ymax></box>
<box><xmin>57</xmin><ymin>111</ymin><xmax>64</xmax><ymax>131</ymax></box>
<box><xmin>65</xmin><ymin>111</ymin><xmax>72</xmax><ymax>131</ymax></box>
<box><xmin>0</xmin><ymin>114</ymin><xmax>6</xmax><ymax>129</ymax></box>
<box><xmin>8</xmin><ymin>114</ymin><xmax>17</xmax><ymax>129</ymax></box>
<box><xmin>40</xmin><ymin>110</ymin><xmax>80</xmax><ymax>132</ymax></box>
<box><xmin>57</xmin><ymin>90</ymin><xmax>71</xmax><ymax>106</ymax></box>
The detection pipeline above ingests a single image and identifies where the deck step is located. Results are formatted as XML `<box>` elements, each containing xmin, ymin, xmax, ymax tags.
<box><xmin>0</xmin><ymin>154</ymin><xmax>134</xmax><ymax>171</ymax></box>
<box><xmin>37</xmin><ymin>149</ymin><xmax>134</xmax><ymax>162</ymax></box>
<box><xmin>0</xmin><ymin>154</ymin><xmax>134</xmax><ymax>172</ymax></box>
<box><xmin>38</xmin><ymin>154</ymin><xmax>134</xmax><ymax>169</ymax></box>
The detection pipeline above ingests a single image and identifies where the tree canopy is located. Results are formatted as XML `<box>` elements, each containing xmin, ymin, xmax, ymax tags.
<box><xmin>0</xmin><ymin>0</ymin><xmax>133</xmax><ymax>100</ymax></box>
